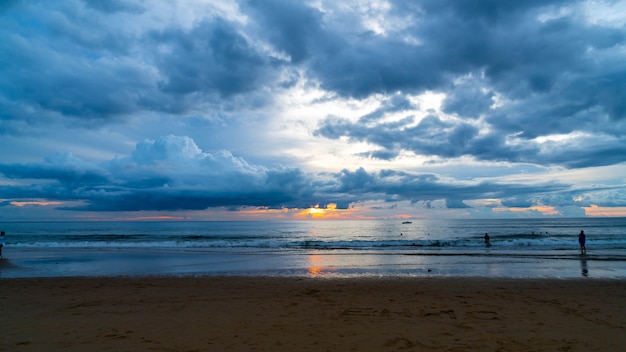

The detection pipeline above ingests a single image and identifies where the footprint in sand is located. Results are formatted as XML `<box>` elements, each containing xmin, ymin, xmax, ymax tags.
<box><xmin>384</xmin><ymin>337</ymin><xmax>415</xmax><ymax>349</ymax></box>
<box><xmin>341</xmin><ymin>307</ymin><xmax>377</xmax><ymax>316</ymax></box>
<box><xmin>419</xmin><ymin>309</ymin><xmax>457</xmax><ymax>319</ymax></box>
<box><xmin>465</xmin><ymin>310</ymin><xmax>499</xmax><ymax>320</ymax></box>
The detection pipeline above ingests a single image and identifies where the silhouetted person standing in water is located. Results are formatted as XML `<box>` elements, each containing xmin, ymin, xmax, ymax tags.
<box><xmin>484</xmin><ymin>233</ymin><xmax>491</xmax><ymax>247</ymax></box>
<box><xmin>0</xmin><ymin>231</ymin><xmax>5</xmax><ymax>259</ymax></box>
<box><xmin>578</xmin><ymin>230</ymin><xmax>586</xmax><ymax>255</ymax></box>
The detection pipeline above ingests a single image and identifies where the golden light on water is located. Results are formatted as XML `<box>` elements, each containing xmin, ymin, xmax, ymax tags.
<box><xmin>307</xmin><ymin>254</ymin><xmax>328</xmax><ymax>277</ymax></box>
<box><xmin>308</xmin><ymin>266</ymin><xmax>323</xmax><ymax>276</ymax></box>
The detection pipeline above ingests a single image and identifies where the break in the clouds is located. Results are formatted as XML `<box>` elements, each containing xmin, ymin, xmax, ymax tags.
<box><xmin>1</xmin><ymin>0</ymin><xmax>625</xmax><ymax>220</ymax></box>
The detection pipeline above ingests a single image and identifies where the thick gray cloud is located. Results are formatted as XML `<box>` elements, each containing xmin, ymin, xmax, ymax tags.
<box><xmin>0</xmin><ymin>1</ymin><xmax>153</xmax><ymax>130</ymax></box>
<box><xmin>442</xmin><ymin>77</ymin><xmax>495</xmax><ymax>119</ymax></box>
<box><xmin>83</xmin><ymin>0</ymin><xmax>144</xmax><ymax>14</ymax></box>
<box><xmin>332</xmin><ymin>167</ymin><xmax>574</xmax><ymax>208</ymax></box>
<box><xmin>0</xmin><ymin>136</ymin><xmax>314</xmax><ymax>211</ymax></box>
<box><xmin>150</xmin><ymin>19</ymin><xmax>279</xmax><ymax>99</ymax></box>
<box><xmin>245</xmin><ymin>0</ymin><xmax>334</xmax><ymax>64</ymax></box>
<box><xmin>0</xmin><ymin>0</ymin><xmax>287</xmax><ymax>131</ymax></box>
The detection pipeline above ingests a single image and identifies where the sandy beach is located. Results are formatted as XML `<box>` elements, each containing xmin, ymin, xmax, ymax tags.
<box><xmin>2</xmin><ymin>276</ymin><xmax>625</xmax><ymax>351</ymax></box>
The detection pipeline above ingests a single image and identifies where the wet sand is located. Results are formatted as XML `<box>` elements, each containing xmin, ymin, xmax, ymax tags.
<box><xmin>2</xmin><ymin>276</ymin><xmax>626</xmax><ymax>351</ymax></box>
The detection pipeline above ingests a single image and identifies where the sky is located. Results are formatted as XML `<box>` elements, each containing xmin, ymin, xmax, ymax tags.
<box><xmin>1</xmin><ymin>0</ymin><xmax>626</xmax><ymax>221</ymax></box>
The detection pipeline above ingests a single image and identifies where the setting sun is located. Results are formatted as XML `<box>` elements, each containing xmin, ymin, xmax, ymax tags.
<box><xmin>300</xmin><ymin>205</ymin><xmax>326</xmax><ymax>218</ymax></box>
<box><xmin>296</xmin><ymin>203</ymin><xmax>347</xmax><ymax>219</ymax></box>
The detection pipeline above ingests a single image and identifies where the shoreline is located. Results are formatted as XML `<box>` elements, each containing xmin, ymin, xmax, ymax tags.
<box><xmin>2</xmin><ymin>276</ymin><xmax>626</xmax><ymax>351</ymax></box>
<box><xmin>3</xmin><ymin>246</ymin><xmax>625</xmax><ymax>279</ymax></box>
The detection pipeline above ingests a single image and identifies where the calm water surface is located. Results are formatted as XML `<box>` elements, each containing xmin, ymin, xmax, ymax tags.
<box><xmin>1</xmin><ymin>218</ymin><xmax>625</xmax><ymax>278</ymax></box>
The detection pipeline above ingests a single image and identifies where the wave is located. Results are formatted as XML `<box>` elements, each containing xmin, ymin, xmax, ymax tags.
<box><xmin>11</xmin><ymin>237</ymin><xmax>626</xmax><ymax>250</ymax></box>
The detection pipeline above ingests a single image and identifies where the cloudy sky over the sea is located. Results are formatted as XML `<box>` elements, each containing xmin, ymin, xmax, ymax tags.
<box><xmin>1</xmin><ymin>0</ymin><xmax>626</xmax><ymax>221</ymax></box>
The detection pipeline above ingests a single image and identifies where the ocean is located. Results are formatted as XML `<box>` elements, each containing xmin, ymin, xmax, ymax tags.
<box><xmin>1</xmin><ymin>218</ymin><xmax>625</xmax><ymax>279</ymax></box>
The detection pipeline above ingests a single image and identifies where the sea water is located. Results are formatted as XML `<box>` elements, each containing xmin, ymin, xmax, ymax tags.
<box><xmin>1</xmin><ymin>218</ymin><xmax>625</xmax><ymax>278</ymax></box>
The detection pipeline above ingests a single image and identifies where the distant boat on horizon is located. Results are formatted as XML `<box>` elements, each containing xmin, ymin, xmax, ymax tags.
<box><xmin>402</xmin><ymin>221</ymin><xmax>412</xmax><ymax>224</ymax></box>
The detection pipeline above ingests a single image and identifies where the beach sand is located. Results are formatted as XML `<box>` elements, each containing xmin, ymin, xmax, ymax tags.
<box><xmin>2</xmin><ymin>277</ymin><xmax>625</xmax><ymax>351</ymax></box>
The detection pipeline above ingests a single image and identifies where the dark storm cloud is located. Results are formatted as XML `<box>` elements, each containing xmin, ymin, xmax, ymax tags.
<box><xmin>244</xmin><ymin>0</ymin><xmax>333</xmax><ymax>64</ymax></box>
<box><xmin>316</xmin><ymin>113</ymin><xmax>527</xmax><ymax>162</ymax></box>
<box><xmin>359</xmin><ymin>94</ymin><xmax>416</xmax><ymax>124</ymax></box>
<box><xmin>83</xmin><ymin>0</ymin><xmax>144</xmax><ymax>14</ymax></box>
<box><xmin>0</xmin><ymin>0</ymin><xmax>286</xmax><ymax>130</ymax></box>
<box><xmin>150</xmin><ymin>18</ymin><xmax>280</xmax><ymax>99</ymax></box>
<box><xmin>297</xmin><ymin>0</ymin><xmax>622</xmax><ymax>99</ymax></box>
<box><xmin>0</xmin><ymin>1</ymin><xmax>153</xmax><ymax>129</ymax></box>
<box><xmin>317</xmin><ymin>104</ymin><xmax>626</xmax><ymax>167</ymax></box>
<box><xmin>442</xmin><ymin>77</ymin><xmax>495</xmax><ymax>119</ymax></box>
<box><xmin>0</xmin><ymin>152</ymin><xmax>110</xmax><ymax>184</ymax></box>
<box><xmin>408</xmin><ymin>0</ymin><xmax>624</xmax><ymax>99</ymax></box>
<box><xmin>332</xmin><ymin>167</ymin><xmax>571</xmax><ymax>207</ymax></box>
<box><xmin>310</xmin><ymin>0</ymin><xmax>626</xmax><ymax>168</ymax></box>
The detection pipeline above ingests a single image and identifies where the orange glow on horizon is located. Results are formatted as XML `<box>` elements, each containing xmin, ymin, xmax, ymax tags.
<box><xmin>301</xmin><ymin>205</ymin><xmax>326</xmax><ymax>217</ymax></box>
<box><xmin>584</xmin><ymin>205</ymin><xmax>626</xmax><ymax>217</ymax></box>
<box><xmin>189</xmin><ymin>205</ymin><xmax>366</xmax><ymax>221</ymax></box>
<box><xmin>43</xmin><ymin>204</ymin><xmax>626</xmax><ymax>222</ymax></box>
<box><xmin>493</xmin><ymin>205</ymin><xmax>559</xmax><ymax>215</ymax></box>
<box><xmin>11</xmin><ymin>200</ymin><xmax>62</xmax><ymax>207</ymax></box>
<box><xmin>294</xmin><ymin>203</ymin><xmax>358</xmax><ymax>220</ymax></box>
<box><xmin>115</xmin><ymin>216</ymin><xmax>187</xmax><ymax>221</ymax></box>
